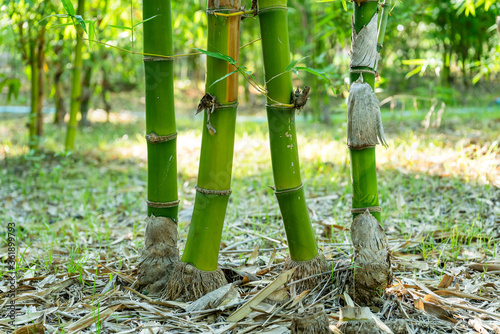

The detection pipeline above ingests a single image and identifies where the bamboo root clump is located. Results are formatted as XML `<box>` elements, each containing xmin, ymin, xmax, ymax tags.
<box><xmin>291</xmin><ymin>304</ymin><xmax>332</xmax><ymax>334</ymax></box>
<box><xmin>283</xmin><ymin>253</ymin><xmax>329</xmax><ymax>294</ymax></box>
<box><xmin>349</xmin><ymin>211</ymin><xmax>391</xmax><ymax>305</ymax></box>
<box><xmin>137</xmin><ymin>216</ymin><xmax>178</xmax><ymax>294</ymax></box>
<box><xmin>163</xmin><ymin>262</ymin><xmax>227</xmax><ymax>301</ymax></box>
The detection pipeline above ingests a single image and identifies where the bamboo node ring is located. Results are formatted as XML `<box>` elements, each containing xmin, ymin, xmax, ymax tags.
<box><xmin>350</xmin><ymin>69</ymin><xmax>377</xmax><ymax>75</ymax></box>
<box><xmin>143</xmin><ymin>56</ymin><xmax>173</xmax><ymax>62</ymax></box>
<box><xmin>257</xmin><ymin>6</ymin><xmax>287</xmax><ymax>14</ymax></box>
<box><xmin>206</xmin><ymin>8</ymin><xmax>242</xmax><ymax>15</ymax></box>
<box><xmin>265</xmin><ymin>103</ymin><xmax>294</xmax><ymax>109</ymax></box>
<box><xmin>146</xmin><ymin>132</ymin><xmax>177</xmax><ymax>143</ymax></box>
<box><xmin>347</xmin><ymin>144</ymin><xmax>376</xmax><ymax>150</ymax></box>
<box><xmin>214</xmin><ymin>102</ymin><xmax>239</xmax><ymax>109</ymax></box>
<box><xmin>146</xmin><ymin>200</ymin><xmax>180</xmax><ymax>208</ymax></box>
<box><xmin>196</xmin><ymin>186</ymin><xmax>232</xmax><ymax>196</ymax></box>
<box><xmin>274</xmin><ymin>184</ymin><xmax>304</xmax><ymax>195</ymax></box>
<box><xmin>351</xmin><ymin>206</ymin><xmax>381</xmax><ymax>213</ymax></box>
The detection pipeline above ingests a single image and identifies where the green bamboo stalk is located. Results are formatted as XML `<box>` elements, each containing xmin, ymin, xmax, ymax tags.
<box><xmin>181</xmin><ymin>0</ymin><xmax>241</xmax><ymax>271</ymax></box>
<box><xmin>143</xmin><ymin>0</ymin><xmax>177</xmax><ymax>219</ymax></box>
<box><xmin>136</xmin><ymin>0</ymin><xmax>179</xmax><ymax>295</ymax></box>
<box><xmin>349</xmin><ymin>0</ymin><xmax>380</xmax><ymax>221</ymax></box>
<box><xmin>64</xmin><ymin>0</ymin><xmax>86</xmax><ymax>151</ymax></box>
<box><xmin>258</xmin><ymin>0</ymin><xmax>319</xmax><ymax>262</ymax></box>
<box><xmin>36</xmin><ymin>25</ymin><xmax>46</xmax><ymax>140</ymax></box>
<box><xmin>28</xmin><ymin>39</ymin><xmax>39</xmax><ymax>150</ymax></box>
<box><xmin>165</xmin><ymin>0</ymin><xmax>241</xmax><ymax>301</ymax></box>
<box><xmin>377</xmin><ymin>0</ymin><xmax>391</xmax><ymax>53</ymax></box>
<box><xmin>348</xmin><ymin>0</ymin><xmax>392</xmax><ymax>306</ymax></box>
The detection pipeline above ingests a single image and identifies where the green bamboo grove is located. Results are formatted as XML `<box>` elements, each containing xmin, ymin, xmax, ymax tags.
<box><xmin>64</xmin><ymin>0</ymin><xmax>86</xmax><ymax>151</ymax></box>
<box><xmin>258</xmin><ymin>0</ymin><xmax>328</xmax><ymax>292</ymax></box>
<box><xmin>165</xmin><ymin>0</ymin><xmax>241</xmax><ymax>301</ymax></box>
<box><xmin>347</xmin><ymin>0</ymin><xmax>392</xmax><ymax>305</ymax></box>
<box><xmin>136</xmin><ymin>0</ymin><xmax>179</xmax><ymax>295</ymax></box>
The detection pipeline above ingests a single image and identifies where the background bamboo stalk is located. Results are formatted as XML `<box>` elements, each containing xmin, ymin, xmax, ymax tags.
<box><xmin>64</xmin><ymin>0</ymin><xmax>86</xmax><ymax>151</ymax></box>
<box><xmin>28</xmin><ymin>40</ymin><xmax>39</xmax><ymax>150</ymax></box>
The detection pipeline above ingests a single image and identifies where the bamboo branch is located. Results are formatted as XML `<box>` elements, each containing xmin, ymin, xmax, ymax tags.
<box><xmin>377</xmin><ymin>0</ymin><xmax>392</xmax><ymax>52</ymax></box>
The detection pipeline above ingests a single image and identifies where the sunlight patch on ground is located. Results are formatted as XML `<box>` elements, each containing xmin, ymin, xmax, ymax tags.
<box><xmin>379</xmin><ymin>138</ymin><xmax>500</xmax><ymax>187</ymax></box>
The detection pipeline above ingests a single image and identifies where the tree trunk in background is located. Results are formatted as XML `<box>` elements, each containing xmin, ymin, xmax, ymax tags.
<box><xmin>36</xmin><ymin>26</ymin><xmax>46</xmax><ymax>139</ymax></box>
<box><xmin>53</xmin><ymin>33</ymin><xmax>66</xmax><ymax>124</ymax></box>
<box><xmin>136</xmin><ymin>0</ymin><xmax>179</xmax><ymax>295</ymax></box>
<box><xmin>79</xmin><ymin>65</ymin><xmax>92</xmax><ymax>126</ymax></box>
<box><xmin>441</xmin><ymin>42</ymin><xmax>451</xmax><ymax>87</ymax></box>
<box><xmin>54</xmin><ymin>69</ymin><xmax>66</xmax><ymax>124</ymax></box>
<box><xmin>65</xmin><ymin>0</ymin><xmax>86</xmax><ymax>151</ymax></box>
<box><xmin>258</xmin><ymin>0</ymin><xmax>328</xmax><ymax>294</ymax></box>
<box><xmin>28</xmin><ymin>40</ymin><xmax>39</xmax><ymax>150</ymax></box>
<box><xmin>165</xmin><ymin>0</ymin><xmax>241</xmax><ymax>301</ymax></box>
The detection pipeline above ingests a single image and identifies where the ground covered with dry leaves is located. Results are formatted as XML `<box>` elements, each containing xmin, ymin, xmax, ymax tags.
<box><xmin>0</xmin><ymin>107</ymin><xmax>499</xmax><ymax>333</ymax></box>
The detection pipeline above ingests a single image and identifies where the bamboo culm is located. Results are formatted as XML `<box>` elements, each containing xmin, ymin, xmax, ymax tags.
<box><xmin>64</xmin><ymin>0</ymin><xmax>86</xmax><ymax>151</ymax></box>
<box><xmin>349</xmin><ymin>0</ymin><xmax>381</xmax><ymax>221</ymax></box>
<box><xmin>180</xmin><ymin>0</ymin><xmax>241</xmax><ymax>272</ymax></box>
<box><xmin>258</xmin><ymin>0</ymin><xmax>318</xmax><ymax>261</ymax></box>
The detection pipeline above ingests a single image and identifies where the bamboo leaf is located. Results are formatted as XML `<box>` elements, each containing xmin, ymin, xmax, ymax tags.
<box><xmin>74</xmin><ymin>15</ymin><xmax>87</xmax><ymax>33</ymax></box>
<box><xmin>402</xmin><ymin>59</ymin><xmax>426</xmax><ymax>65</ymax></box>
<box><xmin>316</xmin><ymin>0</ymin><xmax>347</xmax><ymax>9</ymax></box>
<box><xmin>108</xmin><ymin>24</ymin><xmax>133</xmax><ymax>30</ymax></box>
<box><xmin>238</xmin><ymin>66</ymin><xmax>256</xmax><ymax>81</ymax></box>
<box><xmin>132</xmin><ymin>15</ymin><xmax>161</xmax><ymax>28</ymax></box>
<box><xmin>296</xmin><ymin>66</ymin><xmax>330</xmax><ymax>83</ymax></box>
<box><xmin>209</xmin><ymin>69</ymin><xmax>239</xmax><ymax>88</ymax></box>
<box><xmin>7</xmin><ymin>79</ymin><xmax>21</xmax><ymax>102</ymax></box>
<box><xmin>285</xmin><ymin>56</ymin><xmax>309</xmax><ymax>72</ymax></box>
<box><xmin>61</xmin><ymin>0</ymin><xmax>75</xmax><ymax>16</ymax></box>
<box><xmin>194</xmin><ymin>48</ymin><xmax>236</xmax><ymax>65</ymax></box>
<box><xmin>405</xmin><ymin>65</ymin><xmax>423</xmax><ymax>79</ymax></box>
<box><xmin>243</xmin><ymin>69</ymin><xmax>257</xmax><ymax>81</ymax></box>
<box><xmin>50</xmin><ymin>22</ymin><xmax>74</xmax><ymax>28</ymax></box>
<box><xmin>88</xmin><ymin>20</ymin><xmax>95</xmax><ymax>49</ymax></box>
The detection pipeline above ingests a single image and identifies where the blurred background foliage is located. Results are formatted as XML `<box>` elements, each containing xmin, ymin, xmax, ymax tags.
<box><xmin>0</xmin><ymin>0</ymin><xmax>499</xmax><ymax>127</ymax></box>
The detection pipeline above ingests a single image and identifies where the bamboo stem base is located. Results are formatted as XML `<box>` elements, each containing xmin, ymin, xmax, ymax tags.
<box><xmin>283</xmin><ymin>253</ymin><xmax>330</xmax><ymax>294</ymax></box>
<box><xmin>349</xmin><ymin>211</ymin><xmax>391</xmax><ymax>306</ymax></box>
<box><xmin>164</xmin><ymin>262</ymin><xmax>227</xmax><ymax>301</ymax></box>
<box><xmin>137</xmin><ymin>216</ymin><xmax>179</xmax><ymax>295</ymax></box>
<box><xmin>291</xmin><ymin>304</ymin><xmax>331</xmax><ymax>334</ymax></box>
